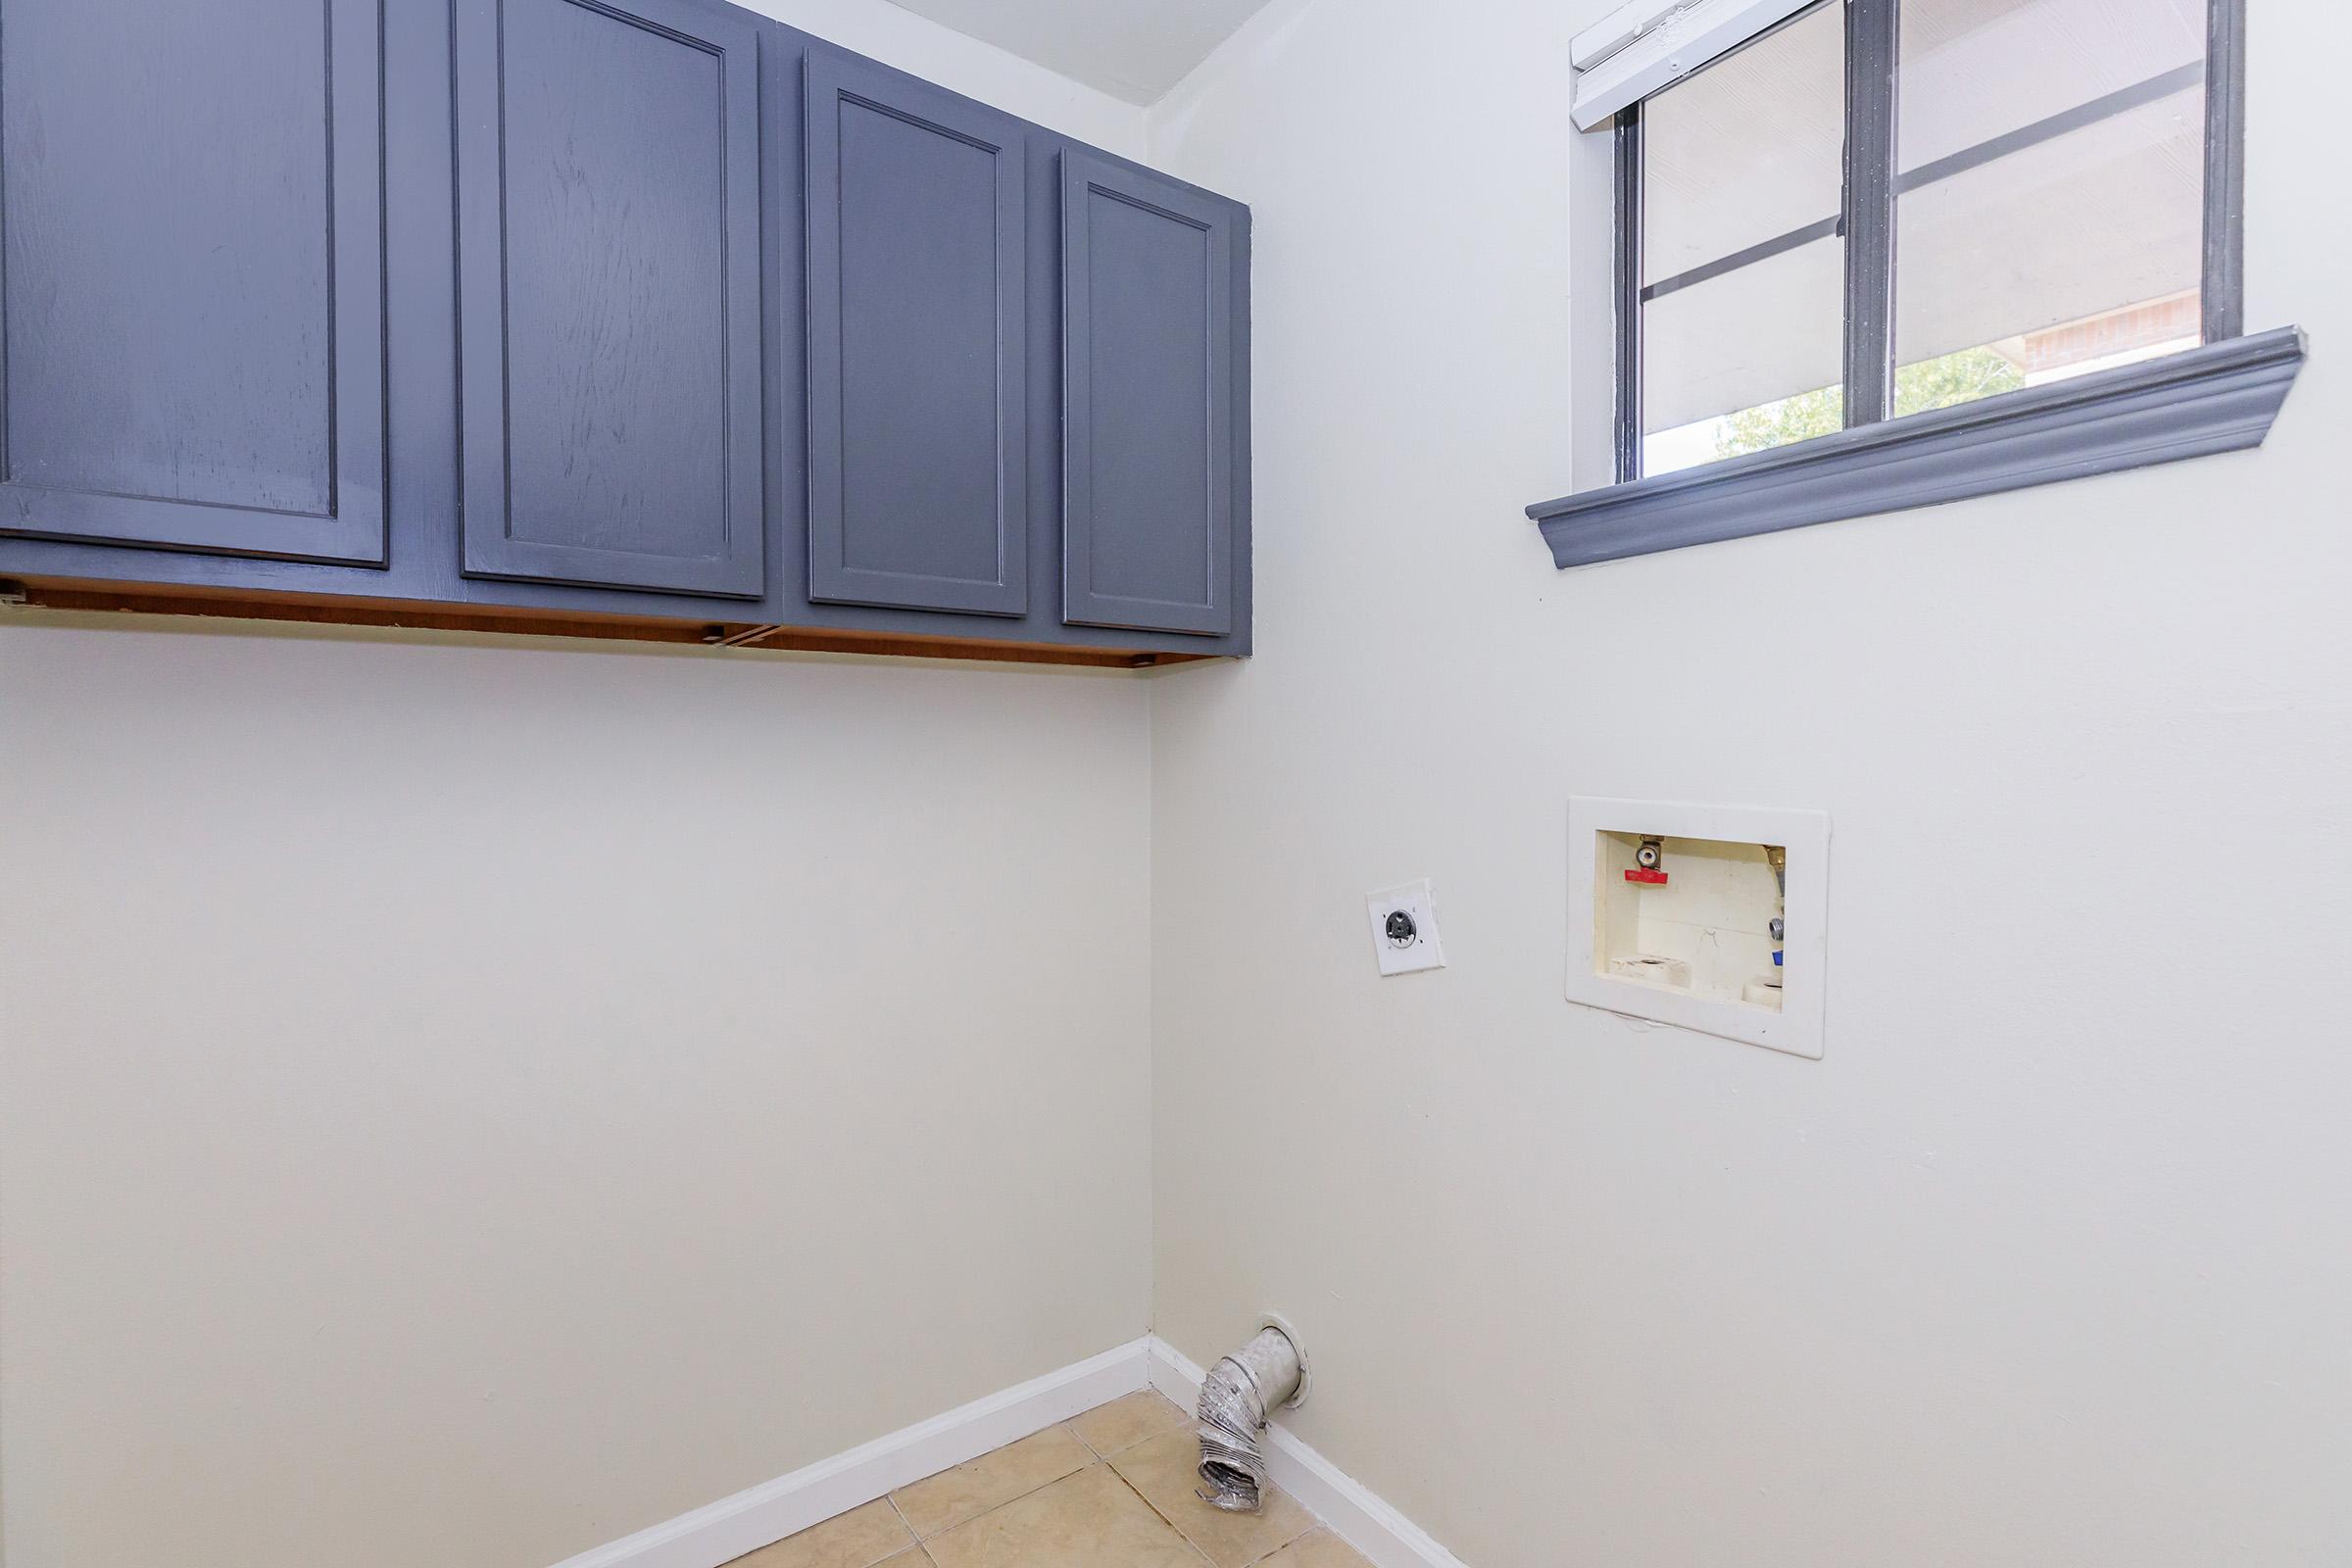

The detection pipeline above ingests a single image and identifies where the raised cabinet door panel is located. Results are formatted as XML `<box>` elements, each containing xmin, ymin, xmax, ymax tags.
<box><xmin>1060</xmin><ymin>154</ymin><xmax>1234</xmax><ymax>637</ymax></box>
<box><xmin>0</xmin><ymin>0</ymin><xmax>387</xmax><ymax>564</ymax></box>
<box><xmin>455</xmin><ymin>0</ymin><xmax>763</xmax><ymax>599</ymax></box>
<box><xmin>806</xmin><ymin>53</ymin><xmax>1027</xmax><ymax>617</ymax></box>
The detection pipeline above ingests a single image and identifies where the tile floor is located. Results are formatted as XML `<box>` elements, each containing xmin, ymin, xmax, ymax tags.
<box><xmin>728</xmin><ymin>1390</ymin><xmax>1371</xmax><ymax>1568</ymax></box>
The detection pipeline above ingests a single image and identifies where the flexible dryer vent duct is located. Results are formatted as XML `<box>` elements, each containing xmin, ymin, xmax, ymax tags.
<box><xmin>1195</xmin><ymin>1324</ymin><xmax>1306</xmax><ymax>1513</ymax></box>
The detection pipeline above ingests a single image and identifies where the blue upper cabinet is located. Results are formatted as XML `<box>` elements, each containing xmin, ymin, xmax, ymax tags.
<box><xmin>0</xmin><ymin>0</ymin><xmax>387</xmax><ymax>564</ymax></box>
<box><xmin>1061</xmin><ymin>154</ymin><xmax>1240</xmax><ymax>638</ymax></box>
<box><xmin>454</xmin><ymin>0</ymin><xmax>765</xmax><ymax>599</ymax></box>
<box><xmin>0</xmin><ymin>2</ymin><xmax>1249</xmax><ymax>662</ymax></box>
<box><xmin>805</xmin><ymin>52</ymin><xmax>1029</xmax><ymax>617</ymax></box>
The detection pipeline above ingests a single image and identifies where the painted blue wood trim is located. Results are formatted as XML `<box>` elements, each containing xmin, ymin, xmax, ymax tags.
<box><xmin>1530</xmin><ymin>326</ymin><xmax>2307</xmax><ymax>570</ymax></box>
<box><xmin>2202</xmin><ymin>0</ymin><xmax>2247</xmax><ymax>343</ymax></box>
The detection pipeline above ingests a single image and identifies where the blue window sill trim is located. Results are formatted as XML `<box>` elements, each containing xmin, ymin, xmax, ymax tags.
<box><xmin>1527</xmin><ymin>325</ymin><xmax>2308</xmax><ymax>570</ymax></box>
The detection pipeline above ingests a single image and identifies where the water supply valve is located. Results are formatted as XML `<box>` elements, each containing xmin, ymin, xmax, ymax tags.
<box><xmin>1625</xmin><ymin>836</ymin><xmax>1668</xmax><ymax>885</ymax></box>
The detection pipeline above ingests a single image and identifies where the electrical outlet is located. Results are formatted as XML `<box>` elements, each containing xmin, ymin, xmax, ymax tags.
<box><xmin>1365</xmin><ymin>880</ymin><xmax>1446</xmax><ymax>976</ymax></box>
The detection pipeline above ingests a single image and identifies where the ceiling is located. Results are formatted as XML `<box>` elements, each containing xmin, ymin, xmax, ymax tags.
<box><xmin>883</xmin><ymin>0</ymin><xmax>1278</xmax><ymax>103</ymax></box>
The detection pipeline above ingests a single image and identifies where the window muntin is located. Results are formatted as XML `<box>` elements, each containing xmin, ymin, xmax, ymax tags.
<box><xmin>1621</xmin><ymin>0</ymin><xmax>2231</xmax><ymax>482</ymax></box>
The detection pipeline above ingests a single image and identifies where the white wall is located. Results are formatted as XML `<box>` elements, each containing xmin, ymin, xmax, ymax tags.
<box><xmin>1145</xmin><ymin>3</ymin><xmax>2352</xmax><ymax>1564</ymax></box>
<box><xmin>0</xmin><ymin>616</ymin><xmax>1153</xmax><ymax>1568</ymax></box>
<box><xmin>743</xmin><ymin>0</ymin><xmax>1146</xmax><ymax>153</ymax></box>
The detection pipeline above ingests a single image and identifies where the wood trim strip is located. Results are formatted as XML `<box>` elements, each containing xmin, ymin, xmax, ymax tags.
<box><xmin>0</xmin><ymin>578</ymin><xmax>1206</xmax><ymax>667</ymax></box>
<box><xmin>1529</xmin><ymin>325</ymin><xmax>2306</xmax><ymax>569</ymax></box>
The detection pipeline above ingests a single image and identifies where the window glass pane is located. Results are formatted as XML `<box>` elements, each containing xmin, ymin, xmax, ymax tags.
<box><xmin>1642</xmin><ymin>236</ymin><xmax>1843</xmax><ymax>476</ymax></box>
<box><xmin>1642</xmin><ymin>1</ymin><xmax>1843</xmax><ymax>288</ymax></box>
<box><xmin>1898</xmin><ymin>0</ymin><xmax>2205</xmax><ymax>173</ymax></box>
<box><xmin>1894</xmin><ymin>0</ymin><xmax>2206</xmax><ymax>402</ymax></box>
<box><xmin>1639</xmin><ymin>1</ymin><xmax>1845</xmax><ymax>477</ymax></box>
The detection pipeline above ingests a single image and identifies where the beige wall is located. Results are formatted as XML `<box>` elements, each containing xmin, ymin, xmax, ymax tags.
<box><xmin>1145</xmin><ymin>2</ymin><xmax>2352</xmax><ymax>1564</ymax></box>
<box><xmin>11</xmin><ymin>3</ymin><xmax>2352</xmax><ymax>1566</ymax></box>
<box><xmin>0</xmin><ymin>13</ymin><xmax>1155</xmax><ymax>1568</ymax></box>
<box><xmin>0</xmin><ymin>620</ymin><xmax>1153</xmax><ymax>1568</ymax></box>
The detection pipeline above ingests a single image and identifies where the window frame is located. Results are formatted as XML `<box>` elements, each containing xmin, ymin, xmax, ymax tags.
<box><xmin>1610</xmin><ymin>0</ymin><xmax>2250</xmax><ymax>485</ymax></box>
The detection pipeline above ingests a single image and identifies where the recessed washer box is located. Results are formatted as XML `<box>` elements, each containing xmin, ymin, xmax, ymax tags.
<box><xmin>1566</xmin><ymin>798</ymin><xmax>1829</xmax><ymax>1059</ymax></box>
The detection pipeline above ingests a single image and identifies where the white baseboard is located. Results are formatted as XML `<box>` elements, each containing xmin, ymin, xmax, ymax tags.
<box><xmin>551</xmin><ymin>1332</ymin><xmax>1467</xmax><ymax>1568</ymax></box>
<box><xmin>1146</xmin><ymin>1337</ymin><xmax>1469</xmax><ymax>1568</ymax></box>
<box><xmin>549</xmin><ymin>1338</ymin><xmax>1151</xmax><ymax>1568</ymax></box>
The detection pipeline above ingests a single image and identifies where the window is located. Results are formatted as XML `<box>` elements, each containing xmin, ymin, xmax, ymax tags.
<box><xmin>1628</xmin><ymin>0</ymin><xmax>2227</xmax><ymax>478</ymax></box>
<box><xmin>1527</xmin><ymin>0</ymin><xmax>2301</xmax><ymax>572</ymax></box>
<box><xmin>1636</xmin><ymin>1</ymin><xmax>1848</xmax><ymax>475</ymax></box>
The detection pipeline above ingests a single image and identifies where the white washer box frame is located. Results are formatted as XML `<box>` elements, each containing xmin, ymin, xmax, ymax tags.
<box><xmin>1566</xmin><ymin>797</ymin><xmax>1830</xmax><ymax>1059</ymax></box>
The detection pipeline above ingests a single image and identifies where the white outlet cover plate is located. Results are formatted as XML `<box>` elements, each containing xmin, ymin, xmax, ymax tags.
<box><xmin>1366</xmin><ymin>880</ymin><xmax>1446</xmax><ymax>976</ymax></box>
<box><xmin>1566</xmin><ymin>798</ymin><xmax>1829</xmax><ymax>1058</ymax></box>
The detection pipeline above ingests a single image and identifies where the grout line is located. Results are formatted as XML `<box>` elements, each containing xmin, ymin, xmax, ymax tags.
<box><xmin>881</xmin><ymin>1494</ymin><xmax>919</xmax><ymax>1554</ymax></box>
<box><xmin>859</xmin><ymin>1399</ymin><xmax>1324</xmax><ymax>1568</ymax></box>
<box><xmin>1103</xmin><ymin>1463</ymin><xmax>1218</xmax><ymax>1567</ymax></box>
<box><xmin>1074</xmin><ymin>1390</ymin><xmax>1197</xmax><ymax>1465</ymax></box>
<box><xmin>1116</xmin><ymin>1453</ymin><xmax>1279</xmax><ymax>1568</ymax></box>
<box><xmin>1232</xmin><ymin>1520</ymin><xmax>1316</xmax><ymax>1568</ymax></box>
<box><xmin>902</xmin><ymin>1439</ymin><xmax>1100</xmax><ymax>1544</ymax></box>
<box><xmin>1236</xmin><ymin>1528</ymin><xmax>1332</xmax><ymax>1568</ymax></box>
<box><xmin>1080</xmin><ymin>1430</ymin><xmax>1174</xmax><ymax>1464</ymax></box>
<box><xmin>1108</xmin><ymin>1431</ymin><xmax>1318</xmax><ymax>1568</ymax></box>
<box><xmin>877</xmin><ymin>1395</ymin><xmax>1212</xmax><ymax>1559</ymax></box>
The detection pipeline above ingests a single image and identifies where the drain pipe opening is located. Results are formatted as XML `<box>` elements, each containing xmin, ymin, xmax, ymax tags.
<box><xmin>1194</xmin><ymin>1321</ymin><xmax>1307</xmax><ymax>1513</ymax></box>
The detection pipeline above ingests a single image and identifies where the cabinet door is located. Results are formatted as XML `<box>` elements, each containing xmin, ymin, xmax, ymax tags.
<box><xmin>806</xmin><ymin>53</ymin><xmax>1027</xmax><ymax>616</ymax></box>
<box><xmin>0</xmin><ymin>0</ymin><xmax>386</xmax><ymax>564</ymax></box>
<box><xmin>455</xmin><ymin>0</ymin><xmax>763</xmax><ymax>599</ymax></box>
<box><xmin>1060</xmin><ymin>153</ymin><xmax>1235</xmax><ymax>637</ymax></box>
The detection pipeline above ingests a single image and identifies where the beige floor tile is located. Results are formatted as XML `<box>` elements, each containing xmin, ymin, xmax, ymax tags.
<box><xmin>726</xmin><ymin>1497</ymin><xmax>913</xmax><ymax>1568</ymax></box>
<box><xmin>890</xmin><ymin>1426</ymin><xmax>1095</xmax><ymax>1539</ymax></box>
<box><xmin>1252</xmin><ymin>1528</ymin><xmax>1375</xmax><ymax>1568</ymax></box>
<box><xmin>1108</xmin><ymin>1429</ymin><xmax>1315</xmax><ymax>1568</ymax></box>
<box><xmin>923</xmin><ymin>1465</ymin><xmax>1205</xmax><ymax>1568</ymax></box>
<box><xmin>1069</xmin><ymin>1390</ymin><xmax>1194</xmax><ymax>1458</ymax></box>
